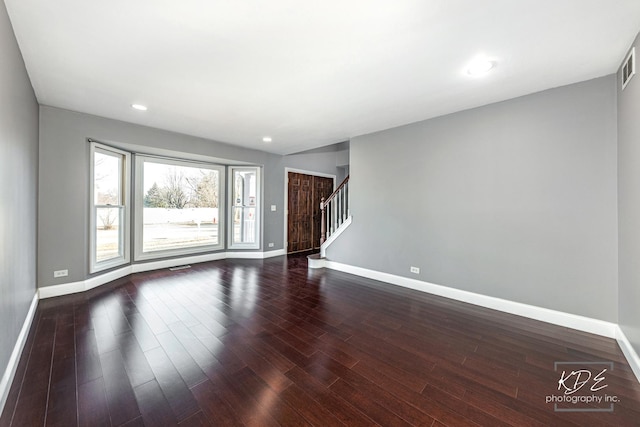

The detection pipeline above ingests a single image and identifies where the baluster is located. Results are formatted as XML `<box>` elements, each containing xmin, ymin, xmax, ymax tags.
<box><xmin>346</xmin><ymin>181</ymin><xmax>349</xmax><ymax>218</ymax></box>
<box><xmin>326</xmin><ymin>200</ymin><xmax>331</xmax><ymax>237</ymax></box>
<box><xmin>332</xmin><ymin>197</ymin><xmax>337</xmax><ymax>233</ymax></box>
<box><xmin>342</xmin><ymin>186</ymin><xmax>346</xmax><ymax>221</ymax></box>
<box><xmin>320</xmin><ymin>197</ymin><xmax>326</xmax><ymax>245</ymax></box>
<box><xmin>343</xmin><ymin>184</ymin><xmax>347</xmax><ymax>221</ymax></box>
<box><xmin>337</xmin><ymin>188</ymin><xmax>342</xmax><ymax>227</ymax></box>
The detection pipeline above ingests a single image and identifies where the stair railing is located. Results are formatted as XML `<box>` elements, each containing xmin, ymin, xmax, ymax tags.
<box><xmin>320</xmin><ymin>175</ymin><xmax>349</xmax><ymax>246</ymax></box>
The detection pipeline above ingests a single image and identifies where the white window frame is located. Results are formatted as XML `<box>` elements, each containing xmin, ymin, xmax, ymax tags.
<box><xmin>228</xmin><ymin>166</ymin><xmax>261</xmax><ymax>250</ymax></box>
<box><xmin>134</xmin><ymin>155</ymin><xmax>225</xmax><ymax>260</ymax></box>
<box><xmin>90</xmin><ymin>143</ymin><xmax>131</xmax><ymax>273</ymax></box>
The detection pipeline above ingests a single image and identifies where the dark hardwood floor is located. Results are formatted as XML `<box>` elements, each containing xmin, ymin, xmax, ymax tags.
<box><xmin>2</xmin><ymin>254</ymin><xmax>640</xmax><ymax>426</ymax></box>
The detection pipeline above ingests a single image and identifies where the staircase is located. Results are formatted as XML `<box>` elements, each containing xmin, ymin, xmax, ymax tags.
<box><xmin>308</xmin><ymin>175</ymin><xmax>351</xmax><ymax>268</ymax></box>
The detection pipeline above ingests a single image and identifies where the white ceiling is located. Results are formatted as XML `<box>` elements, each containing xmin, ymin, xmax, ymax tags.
<box><xmin>5</xmin><ymin>1</ymin><xmax>640</xmax><ymax>154</ymax></box>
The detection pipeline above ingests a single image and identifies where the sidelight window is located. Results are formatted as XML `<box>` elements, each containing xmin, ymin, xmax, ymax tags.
<box><xmin>90</xmin><ymin>143</ymin><xmax>130</xmax><ymax>272</ymax></box>
<box><xmin>229</xmin><ymin>167</ymin><xmax>260</xmax><ymax>249</ymax></box>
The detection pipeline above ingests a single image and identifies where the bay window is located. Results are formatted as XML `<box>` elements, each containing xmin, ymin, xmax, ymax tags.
<box><xmin>89</xmin><ymin>141</ymin><xmax>262</xmax><ymax>271</ymax></box>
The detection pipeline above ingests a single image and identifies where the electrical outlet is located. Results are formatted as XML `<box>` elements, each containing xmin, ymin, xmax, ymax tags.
<box><xmin>268</xmin><ymin>242</ymin><xmax>274</xmax><ymax>248</ymax></box>
<box><xmin>410</xmin><ymin>266</ymin><xmax>420</xmax><ymax>274</ymax></box>
<box><xmin>54</xmin><ymin>269</ymin><xmax>68</xmax><ymax>278</ymax></box>
<box><xmin>271</xmin><ymin>205</ymin><xmax>277</xmax><ymax>211</ymax></box>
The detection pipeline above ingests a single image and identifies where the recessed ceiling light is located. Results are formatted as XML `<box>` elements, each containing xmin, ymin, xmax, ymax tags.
<box><xmin>466</xmin><ymin>58</ymin><xmax>495</xmax><ymax>76</ymax></box>
<box><xmin>131</xmin><ymin>104</ymin><xmax>148</xmax><ymax>111</ymax></box>
<box><xmin>262</xmin><ymin>136</ymin><xmax>272</xmax><ymax>143</ymax></box>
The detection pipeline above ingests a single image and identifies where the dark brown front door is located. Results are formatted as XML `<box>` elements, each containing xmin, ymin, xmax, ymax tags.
<box><xmin>287</xmin><ymin>172</ymin><xmax>333</xmax><ymax>253</ymax></box>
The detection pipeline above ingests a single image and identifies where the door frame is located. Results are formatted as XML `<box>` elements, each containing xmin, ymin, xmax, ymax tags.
<box><xmin>284</xmin><ymin>167</ymin><xmax>336</xmax><ymax>254</ymax></box>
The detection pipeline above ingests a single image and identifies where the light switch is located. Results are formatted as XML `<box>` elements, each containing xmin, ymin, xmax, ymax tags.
<box><xmin>271</xmin><ymin>205</ymin><xmax>277</xmax><ymax>211</ymax></box>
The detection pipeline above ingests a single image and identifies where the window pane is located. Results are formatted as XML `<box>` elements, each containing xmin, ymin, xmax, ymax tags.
<box><xmin>96</xmin><ymin>207</ymin><xmax>122</xmax><ymax>262</ymax></box>
<box><xmin>233</xmin><ymin>206</ymin><xmax>256</xmax><ymax>244</ymax></box>
<box><xmin>232</xmin><ymin>169</ymin><xmax>258</xmax><ymax>246</ymax></box>
<box><xmin>94</xmin><ymin>151</ymin><xmax>121</xmax><ymax>205</ymax></box>
<box><xmin>92</xmin><ymin>144</ymin><xmax>129</xmax><ymax>273</ymax></box>
<box><xmin>142</xmin><ymin>161</ymin><xmax>219</xmax><ymax>253</ymax></box>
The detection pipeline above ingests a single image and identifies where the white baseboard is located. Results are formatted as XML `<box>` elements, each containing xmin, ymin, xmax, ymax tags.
<box><xmin>616</xmin><ymin>326</ymin><xmax>640</xmax><ymax>383</ymax></box>
<box><xmin>39</xmin><ymin>249</ymin><xmax>288</xmax><ymax>299</ymax></box>
<box><xmin>85</xmin><ymin>265</ymin><xmax>132</xmax><ymax>291</ymax></box>
<box><xmin>226</xmin><ymin>249</ymin><xmax>286</xmax><ymax>259</ymax></box>
<box><xmin>323</xmin><ymin>260</ymin><xmax>618</xmax><ymax>339</ymax></box>
<box><xmin>0</xmin><ymin>293</ymin><xmax>38</xmax><ymax>416</ymax></box>
<box><xmin>38</xmin><ymin>265</ymin><xmax>132</xmax><ymax>299</ymax></box>
<box><xmin>262</xmin><ymin>249</ymin><xmax>287</xmax><ymax>259</ymax></box>
<box><xmin>38</xmin><ymin>279</ymin><xmax>86</xmax><ymax>299</ymax></box>
<box><xmin>307</xmin><ymin>255</ymin><xmax>326</xmax><ymax>269</ymax></box>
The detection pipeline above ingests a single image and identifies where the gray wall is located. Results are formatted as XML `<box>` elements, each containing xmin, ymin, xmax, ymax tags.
<box><xmin>283</xmin><ymin>142</ymin><xmax>349</xmax><ymax>182</ymax></box>
<box><xmin>38</xmin><ymin>106</ymin><xmax>344</xmax><ymax>288</ymax></box>
<box><xmin>0</xmin><ymin>0</ymin><xmax>39</xmax><ymax>402</ymax></box>
<box><xmin>618</xmin><ymin>32</ymin><xmax>640</xmax><ymax>356</ymax></box>
<box><xmin>328</xmin><ymin>76</ymin><xmax>619</xmax><ymax>322</ymax></box>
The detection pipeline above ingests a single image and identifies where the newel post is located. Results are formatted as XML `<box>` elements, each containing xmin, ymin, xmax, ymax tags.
<box><xmin>320</xmin><ymin>197</ymin><xmax>326</xmax><ymax>246</ymax></box>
